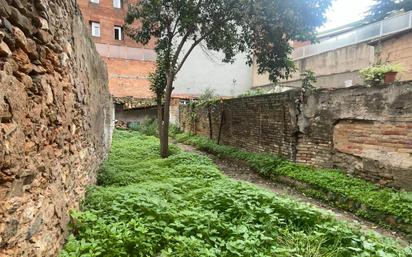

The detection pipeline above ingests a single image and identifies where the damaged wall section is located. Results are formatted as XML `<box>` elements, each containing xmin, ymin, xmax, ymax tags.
<box><xmin>0</xmin><ymin>0</ymin><xmax>114</xmax><ymax>256</ymax></box>
<box><xmin>179</xmin><ymin>84</ymin><xmax>412</xmax><ymax>190</ymax></box>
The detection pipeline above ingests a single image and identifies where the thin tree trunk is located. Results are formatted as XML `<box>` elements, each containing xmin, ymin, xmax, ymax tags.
<box><xmin>217</xmin><ymin>109</ymin><xmax>224</xmax><ymax>145</ymax></box>
<box><xmin>157</xmin><ymin>100</ymin><xmax>162</xmax><ymax>138</ymax></box>
<box><xmin>160</xmin><ymin>73</ymin><xmax>174</xmax><ymax>158</ymax></box>
<box><xmin>208</xmin><ymin>107</ymin><xmax>213</xmax><ymax>139</ymax></box>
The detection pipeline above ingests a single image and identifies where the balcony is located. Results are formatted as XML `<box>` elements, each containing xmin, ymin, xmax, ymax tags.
<box><xmin>292</xmin><ymin>11</ymin><xmax>412</xmax><ymax>60</ymax></box>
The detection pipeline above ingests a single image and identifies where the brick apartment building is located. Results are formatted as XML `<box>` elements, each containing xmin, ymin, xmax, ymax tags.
<box><xmin>78</xmin><ymin>0</ymin><xmax>252</xmax><ymax>125</ymax></box>
<box><xmin>78</xmin><ymin>0</ymin><xmax>156</xmax><ymax>100</ymax></box>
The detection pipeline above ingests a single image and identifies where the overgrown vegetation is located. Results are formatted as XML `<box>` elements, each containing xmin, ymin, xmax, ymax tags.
<box><xmin>172</xmin><ymin>132</ymin><xmax>412</xmax><ymax>236</ymax></box>
<box><xmin>60</xmin><ymin>131</ymin><xmax>410</xmax><ymax>256</ymax></box>
<box><xmin>187</xmin><ymin>89</ymin><xmax>221</xmax><ymax>138</ymax></box>
<box><xmin>301</xmin><ymin>70</ymin><xmax>317</xmax><ymax>91</ymax></box>
<box><xmin>124</xmin><ymin>0</ymin><xmax>332</xmax><ymax>157</ymax></box>
<box><xmin>128</xmin><ymin>118</ymin><xmax>159</xmax><ymax>137</ymax></box>
<box><xmin>238</xmin><ymin>88</ymin><xmax>276</xmax><ymax>97</ymax></box>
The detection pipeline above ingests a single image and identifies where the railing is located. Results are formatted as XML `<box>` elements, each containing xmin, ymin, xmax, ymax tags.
<box><xmin>292</xmin><ymin>10</ymin><xmax>412</xmax><ymax>60</ymax></box>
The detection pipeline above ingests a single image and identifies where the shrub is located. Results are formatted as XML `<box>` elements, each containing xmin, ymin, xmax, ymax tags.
<box><xmin>360</xmin><ymin>63</ymin><xmax>405</xmax><ymax>85</ymax></box>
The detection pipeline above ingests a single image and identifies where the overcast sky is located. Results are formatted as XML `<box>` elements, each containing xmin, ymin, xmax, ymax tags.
<box><xmin>320</xmin><ymin>0</ymin><xmax>375</xmax><ymax>31</ymax></box>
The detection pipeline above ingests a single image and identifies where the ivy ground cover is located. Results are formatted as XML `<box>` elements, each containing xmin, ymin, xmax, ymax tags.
<box><xmin>60</xmin><ymin>130</ymin><xmax>411</xmax><ymax>256</ymax></box>
<box><xmin>172</xmin><ymin>132</ymin><xmax>412</xmax><ymax>236</ymax></box>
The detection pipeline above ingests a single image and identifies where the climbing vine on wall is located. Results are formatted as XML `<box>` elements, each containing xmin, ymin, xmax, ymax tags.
<box><xmin>187</xmin><ymin>89</ymin><xmax>222</xmax><ymax>138</ymax></box>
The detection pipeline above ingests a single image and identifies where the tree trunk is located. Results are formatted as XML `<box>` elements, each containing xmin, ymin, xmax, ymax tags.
<box><xmin>157</xmin><ymin>100</ymin><xmax>163</xmax><ymax>138</ymax></box>
<box><xmin>208</xmin><ymin>107</ymin><xmax>213</xmax><ymax>139</ymax></box>
<box><xmin>160</xmin><ymin>73</ymin><xmax>174</xmax><ymax>158</ymax></box>
<box><xmin>218</xmin><ymin>109</ymin><xmax>224</xmax><ymax>145</ymax></box>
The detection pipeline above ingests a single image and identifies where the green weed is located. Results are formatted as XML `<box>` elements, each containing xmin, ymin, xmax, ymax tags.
<box><xmin>60</xmin><ymin>130</ymin><xmax>411</xmax><ymax>256</ymax></box>
<box><xmin>173</xmin><ymin>132</ymin><xmax>412</xmax><ymax>234</ymax></box>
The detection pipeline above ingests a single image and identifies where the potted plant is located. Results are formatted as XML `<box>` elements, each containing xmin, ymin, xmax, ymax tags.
<box><xmin>360</xmin><ymin>63</ymin><xmax>405</xmax><ymax>86</ymax></box>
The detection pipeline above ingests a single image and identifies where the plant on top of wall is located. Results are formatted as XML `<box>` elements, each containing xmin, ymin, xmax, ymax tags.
<box><xmin>188</xmin><ymin>89</ymin><xmax>221</xmax><ymax>138</ymax></box>
<box><xmin>301</xmin><ymin>70</ymin><xmax>317</xmax><ymax>91</ymax></box>
<box><xmin>360</xmin><ymin>63</ymin><xmax>405</xmax><ymax>86</ymax></box>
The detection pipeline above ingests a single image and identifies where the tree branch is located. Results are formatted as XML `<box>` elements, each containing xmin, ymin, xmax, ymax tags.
<box><xmin>174</xmin><ymin>16</ymin><xmax>233</xmax><ymax>74</ymax></box>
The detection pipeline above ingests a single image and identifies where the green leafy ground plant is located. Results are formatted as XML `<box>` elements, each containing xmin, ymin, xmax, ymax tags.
<box><xmin>173</xmin><ymin>133</ymin><xmax>412</xmax><ymax>236</ymax></box>
<box><xmin>60</xmin><ymin>130</ymin><xmax>411</xmax><ymax>256</ymax></box>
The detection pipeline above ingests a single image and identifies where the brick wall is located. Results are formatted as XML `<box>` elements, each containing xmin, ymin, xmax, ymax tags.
<box><xmin>0</xmin><ymin>0</ymin><xmax>113</xmax><ymax>255</ymax></box>
<box><xmin>181</xmin><ymin>91</ymin><xmax>300</xmax><ymax>158</ymax></box>
<box><xmin>78</xmin><ymin>0</ymin><xmax>156</xmax><ymax>99</ymax></box>
<box><xmin>180</xmin><ymin>84</ymin><xmax>412</xmax><ymax>190</ymax></box>
<box><xmin>78</xmin><ymin>0</ymin><xmax>155</xmax><ymax>49</ymax></box>
<box><xmin>376</xmin><ymin>31</ymin><xmax>412</xmax><ymax>81</ymax></box>
<box><xmin>105</xmin><ymin>57</ymin><xmax>155</xmax><ymax>98</ymax></box>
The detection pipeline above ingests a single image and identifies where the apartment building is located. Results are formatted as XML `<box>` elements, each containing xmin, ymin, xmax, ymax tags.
<box><xmin>254</xmin><ymin>10</ymin><xmax>412</xmax><ymax>89</ymax></box>
<box><xmin>78</xmin><ymin>0</ymin><xmax>156</xmax><ymax>100</ymax></box>
<box><xmin>78</xmin><ymin>0</ymin><xmax>253</xmax><ymax>125</ymax></box>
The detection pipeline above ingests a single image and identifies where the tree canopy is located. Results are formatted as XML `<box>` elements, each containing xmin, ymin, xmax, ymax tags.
<box><xmin>124</xmin><ymin>0</ymin><xmax>332</xmax><ymax>157</ymax></box>
<box><xmin>366</xmin><ymin>0</ymin><xmax>412</xmax><ymax>22</ymax></box>
<box><xmin>125</xmin><ymin>0</ymin><xmax>331</xmax><ymax>82</ymax></box>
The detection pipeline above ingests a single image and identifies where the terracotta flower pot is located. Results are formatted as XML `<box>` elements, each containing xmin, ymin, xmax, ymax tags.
<box><xmin>384</xmin><ymin>72</ymin><xmax>398</xmax><ymax>84</ymax></box>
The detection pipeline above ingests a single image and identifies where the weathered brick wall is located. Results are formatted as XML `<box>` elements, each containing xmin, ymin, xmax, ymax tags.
<box><xmin>105</xmin><ymin>58</ymin><xmax>155</xmax><ymax>98</ymax></box>
<box><xmin>180</xmin><ymin>84</ymin><xmax>412</xmax><ymax>190</ymax></box>
<box><xmin>0</xmin><ymin>0</ymin><xmax>113</xmax><ymax>256</ymax></box>
<box><xmin>376</xmin><ymin>31</ymin><xmax>412</xmax><ymax>81</ymax></box>
<box><xmin>180</xmin><ymin>90</ymin><xmax>300</xmax><ymax>159</ymax></box>
<box><xmin>300</xmin><ymin>84</ymin><xmax>412</xmax><ymax>189</ymax></box>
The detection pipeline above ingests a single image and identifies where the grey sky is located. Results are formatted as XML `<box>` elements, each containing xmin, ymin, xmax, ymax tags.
<box><xmin>321</xmin><ymin>0</ymin><xmax>375</xmax><ymax>31</ymax></box>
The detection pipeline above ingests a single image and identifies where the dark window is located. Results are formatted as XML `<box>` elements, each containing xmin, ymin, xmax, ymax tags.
<box><xmin>114</xmin><ymin>26</ymin><xmax>123</xmax><ymax>40</ymax></box>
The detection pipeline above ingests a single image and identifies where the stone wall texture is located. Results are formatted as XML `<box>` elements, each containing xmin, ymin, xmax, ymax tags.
<box><xmin>180</xmin><ymin>84</ymin><xmax>412</xmax><ymax>190</ymax></box>
<box><xmin>0</xmin><ymin>0</ymin><xmax>114</xmax><ymax>256</ymax></box>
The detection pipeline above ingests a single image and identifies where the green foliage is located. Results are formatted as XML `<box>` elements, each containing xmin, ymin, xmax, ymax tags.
<box><xmin>188</xmin><ymin>89</ymin><xmax>220</xmax><ymax>111</ymax></box>
<box><xmin>61</xmin><ymin>131</ymin><xmax>411</xmax><ymax>256</ymax></box>
<box><xmin>124</xmin><ymin>0</ymin><xmax>332</xmax><ymax>157</ymax></box>
<box><xmin>125</xmin><ymin>0</ymin><xmax>332</xmax><ymax>83</ymax></box>
<box><xmin>301</xmin><ymin>70</ymin><xmax>317</xmax><ymax>91</ymax></box>
<box><xmin>149</xmin><ymin>52</ymin><xmax>168</xmax><ymax>103</ymax></box>
<box><xmin>196</xmin><ymin>88</ymin><xmax>220</xmax><ymax>107</ymax></box>
<box><xmin>239</xmin><ymin>88</ymin><xmax>271</xmax><ymax>97</ymax></box>
<box><xmin>128</xmin><ymin>118</ymin><xmax>159</xmax><ymax>137</ymax></box>
<box><xmin>360</xmin><ymin>63</ymin><xmax>405</xmax><ymax>86</ymax></box>
<box><xmin>366</xmin><ymin>0</ymin><xmax>412</xmax><ymax>22</ymax></box>
<box><xmin>173</xmin><ymin>133</ymin><xmax>412</xmax><ymax>233</ymax></box>
<box><xmin>168</xmin><ymin>123</ymin><xmax>182</xmax><ymax>137</ymax></box>
<box><xmin>187</xmin><ymin>89</ymin><xmax>221</xmax><ymax>122</ymax></box>
<box><xmin>126</xmin><ymin>118</ymin><xmax>183</xmax><ymax>138</ymax></box>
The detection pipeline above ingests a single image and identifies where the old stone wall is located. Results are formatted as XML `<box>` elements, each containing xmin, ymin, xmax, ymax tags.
<box><xmin>180</xmin><ymin>84</ymin><xmax>412</xmax><ymax>190</ymax></box>
<box><xmin>0</xmin><ymin>0</ymin><xmax>113</xmax><ymax>256</ymax></box>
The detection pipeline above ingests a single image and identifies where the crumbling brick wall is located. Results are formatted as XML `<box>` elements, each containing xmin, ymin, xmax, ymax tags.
<box><xmin>180</xmin><ymin>84</ymin><xmax>412</xmax><ymax>190</ymax></box>
<box><xmin>180</xmin><ymin>91</ymin><xmax>300</xmax><ymax>159</ymax></box>
<box><xmin>0</xmin><ymin>0</ymin><xmax>114</xmax><ymax>256</ymax></box>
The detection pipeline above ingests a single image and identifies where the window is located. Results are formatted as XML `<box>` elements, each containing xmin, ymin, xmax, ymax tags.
<box><xmin>90</xmin><ymin>0</ymin><xmax>99</xmax><ymax>3</ymax></box>
<box><xmin>91</xmin><ymin>22</ymin><xmax>100</xmax><ymax>37</ymax></box>
<box><xmin>113</xmin><ymin>0</ymin><xmax>122</xmax><ymax>8</ymax></box>
<box><xmin>114</xmin><ymin>26</ymin><xmax>123</xmax><ymax>40</ymax></box>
